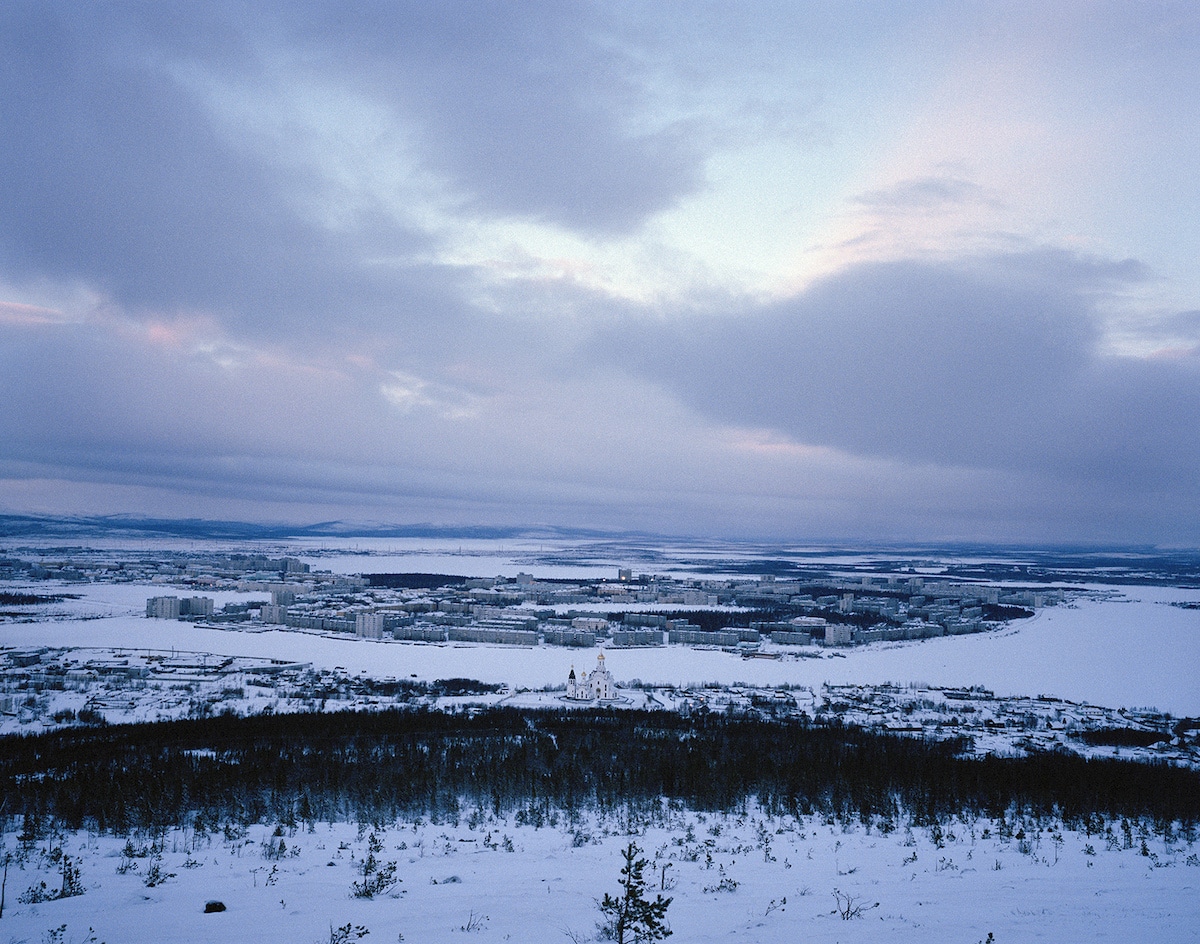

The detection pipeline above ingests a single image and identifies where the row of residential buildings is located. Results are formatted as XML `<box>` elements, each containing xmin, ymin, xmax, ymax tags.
<box><xmin>136</xmin><ymin>560</ymin><xmax>1068</xmax><ymax>653</ymax></box>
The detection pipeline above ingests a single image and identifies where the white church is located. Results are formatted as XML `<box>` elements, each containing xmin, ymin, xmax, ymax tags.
<box><xmin>566</xmin><ymin>651</ymin><xmax>616</xmax><ymax>701</ymax></box>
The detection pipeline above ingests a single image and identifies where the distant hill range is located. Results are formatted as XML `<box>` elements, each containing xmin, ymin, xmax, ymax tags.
<box><xmin>0</xmin><ymin>513</ymin><xmax>627</xmax><ymax>542</ymax></box>
<box><xmin>2</xmin><ymin>513</ymin><xmax>1198</xmax><ymax>587</ymax></box>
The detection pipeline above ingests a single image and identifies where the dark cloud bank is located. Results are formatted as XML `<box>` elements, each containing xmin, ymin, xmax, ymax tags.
<box><xmin>0</xmin><ymin>2</ymin><xmax>701</xmax><ymax>329</ymax></box>
<box><xmin>598</xmin><ymin>252</ymin><xmax>1200</xmax><ymax>519</ymax></box>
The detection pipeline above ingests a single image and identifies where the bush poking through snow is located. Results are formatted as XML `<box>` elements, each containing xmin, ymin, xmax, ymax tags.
<box><xmin>325</xmin><ymin>923</ymin><xmax>369</xmax><ymax>944</ymax></box>
<box><xmin>19</xmin><ymin>855</ymin><xmax>84</xmax><ymax>904</ymax></box>
<box><xmin>41</xmin><ymin>925</ymin><xmax>100</xmax><ymax>944</ymax></box>
<box><xmin>351</xmin><ymin>861</ymin><xmax>398</xmax><ymax>899</ymax></box>
<box><xmin>350</xmin><ymin>833</ymin><xmax>399</xmax><ymax>899</ymax></box>
<box><xmin>18</xmin><ymin>881</ymin><xmax>55</xmax><ymax>905</ymax></box>
<box><xmin>459</xmin><ymin>909</ymin><xmax>488</xmax><ymax>932</ymax></box>
<box><xmin>701</xmin><ymin>865</ymin><xmax>739</xmax><ymax>894</ymax></box>
<box><xmin>832</xmin><ymin>888</ymin><xmax>878</xmax><ymax>920</ymax></box>
<box><xmin>142</xmin><ymin>857</ymin><xmax>175</xmax><ymax>888</ymax></box>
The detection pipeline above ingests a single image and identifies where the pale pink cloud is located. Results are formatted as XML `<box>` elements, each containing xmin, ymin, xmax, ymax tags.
<box><xmin>0</xmin><ymin>300</ymin><xmax>66</xmax><ymax>326</ymax></box>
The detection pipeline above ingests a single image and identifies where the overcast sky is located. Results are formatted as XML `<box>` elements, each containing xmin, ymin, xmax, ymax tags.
<box><xmin>2</xmin><ymin>2</ymin><xmax>1199</xmax><ymax>544</ymax></box>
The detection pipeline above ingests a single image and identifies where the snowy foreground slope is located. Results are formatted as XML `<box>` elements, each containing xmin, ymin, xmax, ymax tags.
<box><xmin>3</xmin><ymin>808</ymin><xmax>1197</xmax><ymax>944</ymax></box>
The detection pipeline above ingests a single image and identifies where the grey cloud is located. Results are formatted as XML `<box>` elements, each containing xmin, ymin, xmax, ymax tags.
<box><xmin>276</xmin><ymin>1</ymin><xmax>704</xmax><ymax>232</ymax></box>
<box><xmin>0</xmin><ymin>3</ymin><xmax>455</xmax><ymax>333</ymax></box>
<box><xmin>0</xmin><ymin>316</ymin><xmax>714</xmax><ymax>533</ymax></box>
<box><xmin>1164</xmin><ymin>310</ymin><xmax>1200</xmax><ymax>331</ymax></box>
<box><xmin>1145</xmin><ymin>309</ymin><xmax>1200</xmax><ymax>346</ymax></box>
<box><xmin>0</xmin><ymin>2</ymin><xmax>703</xmax><ymax>336</ymax></box>
<box><xmin>0</xmin><ymin>319</ymin><xmax>500</xmax><ymax>519</ymax></box>
<box><xmin>852</xmin><ymin>175</ymin><xmax>988</xmax><ymax>211</ymax></box>
<box><xmin>596</xmin><ymin>252</ymin><xmax>1200</xmax><ymax>496</ymax></box>
<box><xmin>977</xmin><ymin>249</ymin><xmax>1151</xmax><ymax>293</ymax></box>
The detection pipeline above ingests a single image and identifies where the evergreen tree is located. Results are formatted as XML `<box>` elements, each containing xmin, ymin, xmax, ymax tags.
<box><xmin>598</xmin><ymin>842</ymin><xmax>672</xmax><ymax>944</ymax></box>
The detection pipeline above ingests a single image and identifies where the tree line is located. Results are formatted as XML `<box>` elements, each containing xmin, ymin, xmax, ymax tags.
<box><xmin>1</xmin><ymin>707</ymin><xmax>1196</xmax><ymax>837</ymax></box>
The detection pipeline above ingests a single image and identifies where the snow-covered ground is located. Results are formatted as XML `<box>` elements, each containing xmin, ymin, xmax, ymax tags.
<box><xmin>4</xmin><ymin>541</ymin><xmax>1200</xmax><ymax>942</ymax></box>
<box><xmin>4</xmin><ymin>582</ymin><xmax>1199</xmax><ymax>714</ymax></box>
<box><xmin>2</xmin><ymin>807</ymin><xmax>1197</xmax><ymax>943</ymax></box>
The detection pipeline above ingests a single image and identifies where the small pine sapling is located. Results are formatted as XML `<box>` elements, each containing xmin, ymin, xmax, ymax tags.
<box><xmin>597</xmin><ymin>842</ymin><xmax>672</xmax><ymax>944</ymax></box>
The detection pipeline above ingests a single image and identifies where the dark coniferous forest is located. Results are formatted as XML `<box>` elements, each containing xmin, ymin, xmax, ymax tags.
<box><xmin>2</xmin><ymin>708</ymin><xmax>1196</xmax><ymax>838</ymax></box>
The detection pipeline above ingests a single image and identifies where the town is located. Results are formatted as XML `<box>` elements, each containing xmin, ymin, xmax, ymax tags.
<box><xmin>3</xmin><ymin>545</ymin><xmax>1196</xmax><ymax>770</ymax></box>
<box><xmin>131</xmin><ymin>552</ymin><xmax>1055</xmax><ymax>649</ymax></box>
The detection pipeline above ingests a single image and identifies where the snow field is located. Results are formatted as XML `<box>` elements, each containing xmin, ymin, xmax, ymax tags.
<box><xmin>3</xmin><ymin>807</ymin><xmax>1197</xmax><ymax>944</ymax></box>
